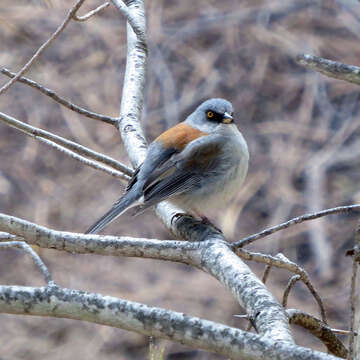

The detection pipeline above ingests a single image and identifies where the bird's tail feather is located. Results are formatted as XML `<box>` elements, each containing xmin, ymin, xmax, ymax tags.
<box><xmin>85</xmin><ymin>194</ymin><xmax>138</xmax><ymax>234</ymax></box>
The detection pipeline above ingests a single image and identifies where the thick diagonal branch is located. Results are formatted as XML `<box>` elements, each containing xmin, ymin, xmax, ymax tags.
<box><xmin>199</xmin><ymin>240</ymin><xmax>294</xmax><ymax>343</ymax></box>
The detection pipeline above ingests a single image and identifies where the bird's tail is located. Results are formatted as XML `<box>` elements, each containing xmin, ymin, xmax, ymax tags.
<box><xmin>85</xmin><ymin>192</ymin><xmax>140</xmax><ymax>234</ymax></box>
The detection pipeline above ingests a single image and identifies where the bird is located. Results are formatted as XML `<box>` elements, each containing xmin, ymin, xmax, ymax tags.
<box><xmin>86</xmin><ymin>98</ymin><xmax>249</xmax><ymax>234</ymax></box>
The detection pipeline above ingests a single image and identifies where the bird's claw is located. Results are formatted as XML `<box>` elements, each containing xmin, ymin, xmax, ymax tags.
<box><xmin>200</xmin><ymin>217</ymin><xmax>223</xmax><ymax>233</ymax></box>
<box><xmin>171</xmin><ymin>212</ymin><xmax>190</xmax><ymax>225</ymax></box>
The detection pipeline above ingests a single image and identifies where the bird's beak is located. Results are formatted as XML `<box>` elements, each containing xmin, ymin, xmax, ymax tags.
<box><xmin>222</xmin><ymin>112</ymin><xmax>233</xmax><ymax>124</ymax></box>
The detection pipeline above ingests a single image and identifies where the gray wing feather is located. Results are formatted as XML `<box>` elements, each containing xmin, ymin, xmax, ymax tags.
<box><xmin>140</xmin><ymin>134</ymin><xmax>225</xmax><ymax>206</ymax></box>
<box><xmin>144</xmin><ymin>171</ymin><xmax>201</xmax><ymax>204</ymax></box>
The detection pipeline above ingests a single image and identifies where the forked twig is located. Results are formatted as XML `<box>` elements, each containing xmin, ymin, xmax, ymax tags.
<box><xmin>236</xmin><ymin>249</ymin><xmax>327</xmax><ymax>324</ymax></box>
<box><xmin>0</xmin><ymin>0</ymin><xmax>86</xmax><ymax>96</ymax></box>
<box><xmin>233</xmin><ymin>204</ymin><xmax>360</xmax><ymax>248</ymax></box>
<box><xmin>0</xmin><ymin>68</ymin><xmax>118</xmax><ymax>125</ymax></box>
<box><xmin>276</xmin><ymin>253</ymin><xmax>327</xmax><ymax>324</ymax></box>
<box><xmin>73</xmin><ymin>2</ymin><xmax>110</xmax><ymax>21</ymax></box>
<box><xmin>111</xmin><ymin>0</ymin><xmax>146</xmax><ymax>43</ymax></box>
<box><xmin>0</xmin><ymin>241</ymin><xmax>53</xmax><ymax>285</ymax></box>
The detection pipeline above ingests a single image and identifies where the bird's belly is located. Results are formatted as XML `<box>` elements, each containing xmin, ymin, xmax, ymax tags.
<box><xmin>175</xmin><ymin>162</ymin><xmax>247</xmax><ymax>212</ymax></box>
<box><xmin>171</xmin><ymin>130</ymin><xmax>249</xmax><ymax>214</ymax></box>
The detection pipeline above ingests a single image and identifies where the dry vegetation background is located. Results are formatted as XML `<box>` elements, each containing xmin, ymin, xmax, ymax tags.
<box><xmin>1</xmin><ymin>0</ymin><xmax>360</xmax><ymax>359</ymax></box>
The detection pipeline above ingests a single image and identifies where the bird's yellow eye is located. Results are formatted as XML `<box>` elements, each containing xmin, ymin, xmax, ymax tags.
<box><xmin>207</xmin><ymin>111</ymin><xmax>214</xmax><ymax>118</ymax></box>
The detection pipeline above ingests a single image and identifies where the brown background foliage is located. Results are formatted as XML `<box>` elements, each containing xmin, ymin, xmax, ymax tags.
<box><xmin>1</xmin><ymin>0</ymin><xmax>360</xmax><ymax>358</ymax></box>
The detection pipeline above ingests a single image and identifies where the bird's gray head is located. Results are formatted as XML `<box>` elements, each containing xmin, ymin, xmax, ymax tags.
<box><xmin>186</xmin><ymin>98</ymin><xmax>234</xmax><ymax>130</ymax></box>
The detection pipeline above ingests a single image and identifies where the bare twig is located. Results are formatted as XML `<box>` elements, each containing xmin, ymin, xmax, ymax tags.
<box><xmin>38</xmin><ymin>137</ymin><xmax>129</xmax><ymax>179</ymax></box>
<box><xmin>276</xmin><ymin>253</ymin><xmax>327</xmax><ymax>324</ymax></box>
<box><xmin>282</xmin><ymin>275</ymin><xmax>301</xmax><ymax>308</ymax></box>
<box><xmin>0</xmin><ymin>68</ymin><xmax>118</xmax><ymax>125</ymax></box>
<box><xmin>262</xmin><ymin>264</ymin><xmax>272</xmax><ymax>284</ymax></box>
<box><xmin>286</xmin><ymin>309</ymin><xmax>348</xmax><ymax>359</ymax></box>
<box><xmin>0</xmin><ymin>241</ymin><xmax>53</xmax><ymax>285</ymax></box>
<box><xmin>0</xmin><ymin>111</ymin><xmax>132</xmax><ymax>179</ymax></box>
<box><xmin>0</xmin><ymin>0</ymin><xmax>86</xmax><ymax>96</ymax></box>
<box><xmin>329</xmin><ymin>328</ymin><xmax>356</xmax><ymax>336</ymax></box>
<box><xmin>236</xmin><ymin>249</ymin><xmax>327</xmax><ymax>324</ymax></box>
<box><xmin>233</xmin><ymin>314</ymin><xmax>249</xmax><ymax>320</ymax></box>
<box><xmin>73</xmin><ymin>2</ymin><xmax>110</xmax><ymax>21</ymax></box>
<box><xmin>296</xmin><ymin>54</ymin><xmax>360</xmax><ymax>86</ymax></box>
<box><xmin>233</xmin><ymin>204</ymin><xmax>360</xmax><ymax>248</ymax></box>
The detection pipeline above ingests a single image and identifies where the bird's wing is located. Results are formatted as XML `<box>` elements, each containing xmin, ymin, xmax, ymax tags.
<box><xmin>128</xmin><ymin>122</ymin><xmax>210</xmax><ymax>191</ymax></box>
<box><xmin>139</xmin><ymin>133</ymin><xmax>224</xmax><ymax>206</ymax></box>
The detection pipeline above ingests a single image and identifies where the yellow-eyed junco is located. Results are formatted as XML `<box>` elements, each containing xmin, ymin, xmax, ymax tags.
<box><xmin>86</xmin><ymin>98</ymin><xmax>249</xmax><ymax>234</ymax></box>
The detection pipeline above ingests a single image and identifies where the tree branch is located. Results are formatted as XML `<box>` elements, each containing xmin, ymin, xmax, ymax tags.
<box><xmin>116</xmin><ymin>0</ymin><xmax>148</xmax><ymax>168</ymax></box>
<box><xmin>0</xmin><ymin>111</ymin><xmax>132</xmax><ymax>180</ymax></box>
<box><xmin>262</xmin><ymin>264</ymin><xmax>272</xmax><ymax>284</ymax></box>
<box><xmin>236</xmin><ymin>249</ymin><xmax>327</xmax><ymax>323</ymax></box>
<box><xmin>199</xmin><ymin>240</ymin><xmax>294</xmax><ymax>343</ymax></box>
<box><xmin>287</xmin><ymin>309</ymin><xmax>348</xmax><ymax>359</ymax></box>
<box><xmin>0</xmin><ymin>285</ymin><xmax>342</xmax><ymax>360</ymax></box>
<box><xmin>0</xmin><ymin>68</ymin><xmax>118</xmax><ymax>125</ymax></box>
<box><xmin>0</xmin><ymin>242</ymin><xmax>53</xmax><ymax>285</ymax></box>
<box><xmin>233</xmin><ymin>204</ymin><xmax>360</xmax><ymax>248</ymax></box>
<box><xmin>73</xmin><ymin>2</ymin><xmax>110</xmax><ymax>22</ymax></box>
<box><xmin>0</xmin><ymin>0</ymin><xmax>86</xmax><ymax>96</ymax></box>
<box><xmin>296</xmin><ymin>54</ymin><xmax>360</xmax><ymax>86</ymax></box>
<box><xmin>0</xmin><ymin>213</ymin><xmax>199</xmax><ymax>264</ymax></box>
<box><xmin>282</xmin><ymin>275</ymin><xmax>301</xmax><ymax>308</ymax></box>
<box><xmin>111</xmin><ymin>0</ymin><xmax>146</xmax><ymax>44</ymax></box>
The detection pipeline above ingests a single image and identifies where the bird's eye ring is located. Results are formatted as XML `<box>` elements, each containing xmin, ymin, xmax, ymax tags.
<box><xmin>207</xmin><ymin>111</ymin><xmax>214</xmax><ymax>118</ymax></box>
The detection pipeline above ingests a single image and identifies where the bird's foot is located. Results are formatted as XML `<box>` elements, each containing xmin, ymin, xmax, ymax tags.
<box><xmin>171</xmin><ymin>212</ymin><xmax>192</xmax><ymax>225</ymax></box>
<box><xmin>200</xmin><ymin>217</ymin><xmax>223</xmax><ymax>233</ymax></box>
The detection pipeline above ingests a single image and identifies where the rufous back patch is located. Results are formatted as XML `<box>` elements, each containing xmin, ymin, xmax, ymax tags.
<box><xmin>156</xmin><ymin>123</ymin><xmax>208</xmax><ymax>151</ymax></box>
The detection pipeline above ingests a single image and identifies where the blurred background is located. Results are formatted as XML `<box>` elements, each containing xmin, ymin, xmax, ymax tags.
<box><xmin>1</xmin><ymin>0</ymin><xmax>360</xmax><ymax>358</ymax></box>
